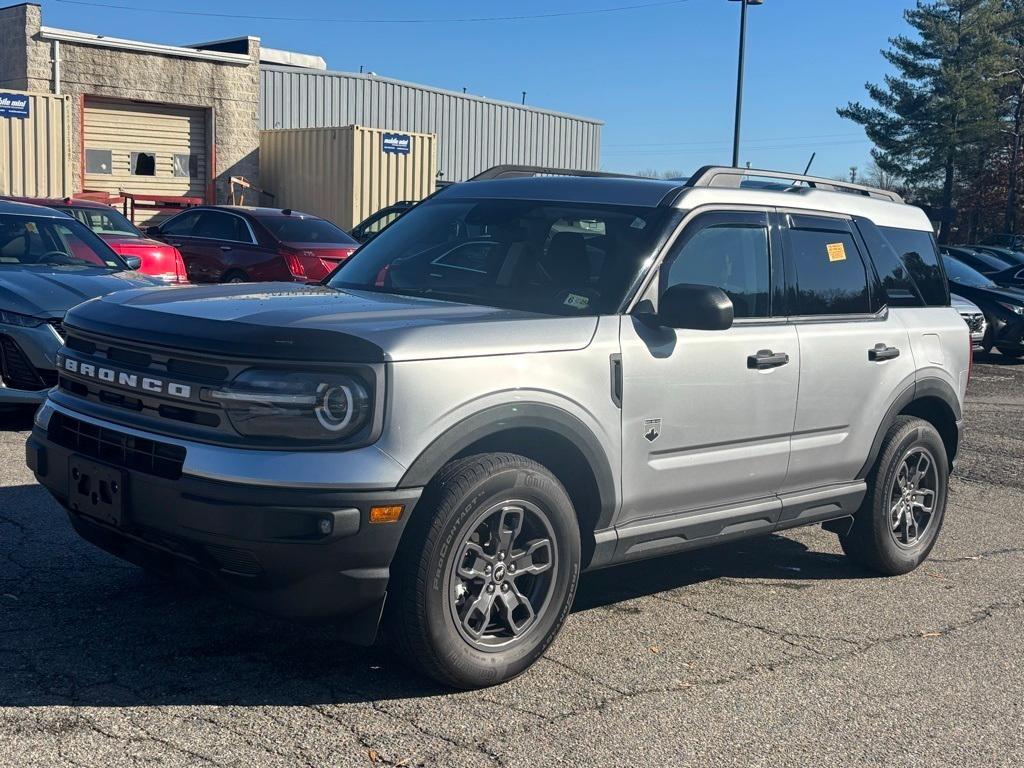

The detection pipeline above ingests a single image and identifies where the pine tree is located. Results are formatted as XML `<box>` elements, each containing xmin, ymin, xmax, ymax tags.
<box><xmin>838</xmin><ymin>0</ymin><xmax>1006</xmax><ymax>242</ymax></box>
<box><xmin>998</xmin><ymin>0</ymin><xmax>1024</xmax><ymax>232</ymax></box>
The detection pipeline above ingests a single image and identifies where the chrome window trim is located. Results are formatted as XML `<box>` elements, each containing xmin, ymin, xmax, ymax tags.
<box><xmin>163</xmin><ymin>209</ymin><xmax>259</xmax><ymax>246</ymax></box>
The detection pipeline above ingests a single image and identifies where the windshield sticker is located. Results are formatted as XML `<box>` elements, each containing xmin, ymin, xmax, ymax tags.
<box><xmin>826</xmin><ymin>242</ymin><xmax>847</xmax><ymax>262</ymax></box>
<box><xmin>25</xmin><ymin>222</ymin><xmax>38</xmax><ymax>234</ymax></box>
<box><xmin>564</xmin><ymin>293</ymin><xmax>590</xmax><ymax>310</ymax></box>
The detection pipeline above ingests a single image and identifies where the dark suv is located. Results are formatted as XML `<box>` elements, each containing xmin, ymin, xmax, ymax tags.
<box><xmin>148</xmin><ymin>206</ymin><xmax>358</xmax><ymax>283</ymax></box>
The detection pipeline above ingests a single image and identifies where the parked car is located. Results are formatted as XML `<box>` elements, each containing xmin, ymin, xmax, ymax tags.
<box><xmin>0</xmin><ymin>200</ymin><xmax>158</xmax><ymax>409</ymax></box>
<box><xmin>350</xmin><ymin>200</ymin><xmax>416</xmax><ymax>244</ymax></box>
<box><xmin>2</xmin><ymin>196</ymin><xmax>188</xmax><ymax>283</ymax></box>
<box><xmin>147</xmin><ymin>206</ymin><xmax>359</xmax><ymax>283</ymax></box>
<box><xmin>969</xmin><ymin>244</ymin><xmax>1024</xmax><ymax>267</ymax></box>
<box><xmin>941</xmin><ymin>254</ymin><xmax>1024</xmax><ymax>357</ymax></box>
<box><xmin>950</xmin><ymin>294</ymin><xmax>988</xmax><ymax>350</ymax></box>
<box><xmin>941</xmin><ymin>246</ymin><xmax>1017</xmax><ymax>276</ymax></box>
<box><xmin>27</xmin><ymin>165</ymin><xmax>969</xmax><ymax>688</ymax></box>
<box><xmin>984</xmin><ymin>233</ymin><xmax>1024</xmax><ymax>251</ymax></box>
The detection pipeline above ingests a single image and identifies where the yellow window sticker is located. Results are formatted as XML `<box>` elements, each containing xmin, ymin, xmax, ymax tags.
<box><xmin>25</xmin><ymin>221</ymin><xmax>38</xmax><ymax>234</ymax></box>
<box><xmin>826</xmin><ymin>242</ymin><xmax>846</xmax><ymax>262</ymax></box>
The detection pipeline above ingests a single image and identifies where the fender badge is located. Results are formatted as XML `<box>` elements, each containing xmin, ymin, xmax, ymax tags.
<box><xmin>643</xmin><ymin>418</ymin><xmax>661</xmax><ymax>443</ymax></box>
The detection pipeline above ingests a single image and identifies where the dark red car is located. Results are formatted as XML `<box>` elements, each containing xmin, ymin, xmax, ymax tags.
<box><xmin>2</xmin><ymin>196</ymin><xmax>188</xmax><ymax>283</ymax></box>
<box><xmin>147</xmin><ymin>206</ymin><xmax>359</xmax><ymax>284</ymax></box>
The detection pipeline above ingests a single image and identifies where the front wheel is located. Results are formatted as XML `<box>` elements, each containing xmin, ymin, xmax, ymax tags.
<box><xmin>386</xmin><ymin>453</ymin><xmax>581</xmax><ymax>689</ymax></box>
<box><xmin>839</xmin><ymin>416</ymin><xmax>949</xmax><ymax>575</ymax></box>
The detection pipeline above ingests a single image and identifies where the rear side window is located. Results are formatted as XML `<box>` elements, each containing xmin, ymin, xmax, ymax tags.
<box><xmin>785</xmin><ymin>217</ymin><xmax>871</xmax><ymax>315</ymax></box>
<box><xmin>853</xmin><ymin>218</ymin><xmax>923</xmax><ymax>307</ymax></box>
<box><xmin>878</xmin><ymin>226</ymin><xmax>948</xmax><ymax>306</ymax></box>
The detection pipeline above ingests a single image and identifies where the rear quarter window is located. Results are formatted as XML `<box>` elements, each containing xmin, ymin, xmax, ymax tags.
<box><xmin>877</xmin><ymin>226</ymin><xmax>949</xmax><ymax>306</ymax></box>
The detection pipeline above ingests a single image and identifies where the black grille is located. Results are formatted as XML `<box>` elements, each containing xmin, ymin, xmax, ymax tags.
<box><xmin>48</xmin><ymin>412</ymin><xmax>186</xmax><ymax>480</ymax></box>
<box><xmin>49</xmin><ymin>320</ymin><xmax>66</xmax><ymax>341</ymax></box>
<box><xmin>0</xmin><ymin>335</ymin><xmax>52</xmax><ymax>391</ymax></box>
<box><xmin>963</xmin><ymin>313</ymin><xmax>985</xmax><ymax>334</ymax></box>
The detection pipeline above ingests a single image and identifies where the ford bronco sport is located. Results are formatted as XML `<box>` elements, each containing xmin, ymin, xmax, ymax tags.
<box><xmin>26</xmin><ymin>166</ymin><xmax>969</xmax><ymax>689</ymax></box>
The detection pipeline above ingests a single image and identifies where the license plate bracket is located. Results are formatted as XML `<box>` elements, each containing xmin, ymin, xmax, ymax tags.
<box><xmin>69</xmin><ymin>456</ymin><xmax>126</xmax><ymax>527</ymax></box>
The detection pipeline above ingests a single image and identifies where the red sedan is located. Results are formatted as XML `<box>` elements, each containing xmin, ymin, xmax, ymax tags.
<box><xmin>2</xmin><ymin>196</ymin><xmax>188</xmax><ymax>283</ymax></box>
<box><xmin>145</xmin><ymin>206</ymin><xmax>359</xmax><ymax>284</ymax></box>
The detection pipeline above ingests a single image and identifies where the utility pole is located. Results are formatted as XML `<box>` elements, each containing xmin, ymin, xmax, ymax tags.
<box><xmin>729</xmin><ymin>0</ymin><xmax>763</xmax><ymax>167</ymax></box>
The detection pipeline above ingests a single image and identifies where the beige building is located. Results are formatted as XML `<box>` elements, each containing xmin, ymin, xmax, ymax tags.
<box><xmin>0</xmin><ymin>2</ymin><xmax>260</xmax><ymax>207</ymax></box>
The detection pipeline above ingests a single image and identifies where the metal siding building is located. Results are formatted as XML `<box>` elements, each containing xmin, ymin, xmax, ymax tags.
<box><xmin>260</xmin><ymin>65</ymin><xmax>602</xmax><ymax>183</ymax></box>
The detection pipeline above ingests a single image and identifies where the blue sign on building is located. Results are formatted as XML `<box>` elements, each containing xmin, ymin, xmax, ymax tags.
<box><xmin>381</xmin><ymin>132</ymin><xmax>412</xmax><ymax>155</ymax></box>
<box><xmin>0</xmin><ymin>92</ymin><xmax>29</xmax><ymax>119</ymax></box>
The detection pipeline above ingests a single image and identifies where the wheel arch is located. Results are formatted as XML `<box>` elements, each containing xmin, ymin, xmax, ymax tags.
<box><xmin>397</xmin><ymin>403</ymin><xmax>617</xmax><ymax>567</ymax></box>
<box><xmin>858</xmin><ymin>377</ymin><xmax>962</xmax><ymax>478</ymax></box>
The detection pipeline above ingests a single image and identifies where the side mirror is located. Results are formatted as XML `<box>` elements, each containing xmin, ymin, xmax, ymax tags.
<box><xmin>657</xmin><ymin>283</ymin><xmax>734</xmax><ymax>330</ymax></box>
<box><xmin>123</xmin><ymin>256</ymin><xmax>142</xmax><ymax>270</ymax></box>
<box><xmin>145</xmin><ymin>226</ymin><xmax>162</xmax><ymax>237</ymax></box>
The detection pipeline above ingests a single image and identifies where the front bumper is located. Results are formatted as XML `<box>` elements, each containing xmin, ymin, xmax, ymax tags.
<box><xmin>27</xmin><ymin>419</ymin><xmax>422</xmax><ymax>640</ymax></box>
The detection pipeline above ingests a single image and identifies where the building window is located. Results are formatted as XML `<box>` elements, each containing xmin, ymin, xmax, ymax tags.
<box><xmin>85</xmin><ymin>149</ymin><xmax>112</xmax><ymax>175</ymax></box>
<box><xmin>172</xmin><ymin>153</ymin><xmax>198</xmax><ymax>178</ymax></box>
<box><xmin>130</xmin><ymin>151</ymin><xmax>156</xmax><ymax>176</ymax></box>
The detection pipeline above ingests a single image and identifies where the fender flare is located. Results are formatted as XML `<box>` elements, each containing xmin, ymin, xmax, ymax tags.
<box><xmin>856</xmin><ymin>376</ymin><xmax>962</xmax><ymax>480</ymax></box>
<box><xmin>397</xmin><ymin>402</ymin><xmax>618</xmax><ymax>531</ymax></box>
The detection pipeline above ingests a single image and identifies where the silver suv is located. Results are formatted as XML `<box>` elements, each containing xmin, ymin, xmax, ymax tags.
<box><xmin>27</xmin><ymin>166</ymin><xmax>970</xmax><ymax>688</ymax></box>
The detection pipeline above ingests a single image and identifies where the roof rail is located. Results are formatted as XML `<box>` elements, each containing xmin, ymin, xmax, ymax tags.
<box><xmin>684</xmin><ymin>165</ymin><xmax>904</xmax><ymax>204</ymax></box>
<box><xmin>469</xmin><ymin>165</ymin><xmax>640</xmax><ymax>181</ymax></box>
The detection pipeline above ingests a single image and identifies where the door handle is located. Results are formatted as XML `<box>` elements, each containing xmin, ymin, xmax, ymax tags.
<box><xmin>219</xmin><ymin>245</ymin><xmax>232</xmax><ymax>251</ymax></box>
<box><xmin>747</xmin><ymin>349</ymin><xmax>790</xmax><ymax>370</ymax></box>
<box><xmin>868</xmin><ymin>343</ymin><xmax>900</xmax><ymax>361</ymax></box>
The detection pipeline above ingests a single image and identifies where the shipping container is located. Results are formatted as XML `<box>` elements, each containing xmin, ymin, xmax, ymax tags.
<box><xmin>259</xmin><ymin>125</ymin><xmax>437</xmax><ymax>231</ymax></box>
<box><xmin>0</xmin><ymin>89</ymin><xmax>72</xmax><ymax>198</ymax></box>
<box><xmin>260</xmin><ymin>66</ymin><xmax>602</xmax><ymax>183</ymax></box>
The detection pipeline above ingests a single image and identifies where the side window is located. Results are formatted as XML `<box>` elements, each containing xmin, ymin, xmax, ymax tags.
<box><xmin>161</xmin><ymin>210</ymin><xmax>202</xmax><ymax>236</ymax></box>
<box><xmin>366</xmin><ymin>211</ymin><xmax>400</xmax><ymax>235</ymax></box>
<box><xmin>878</xmin><ymin>226</ymin><xmax>948</xmax><ymax>306</ymax></box>
<box><xmin>662</xmin><ymin>211</ymin><xmax>770</xmax><ymax>319</ymax></box>
<box><xmin>785</xmin><ymin>217</ymin><xmax>871</xmax><ymax>316</ymax></box>
<box><xmin>854</xmin><ymin>217</ymin><xmax>923</xmax><ymax>307</ymax></box>
<box><xmin>194</xmin><ymin>211</ymin><xmax>251</xmax><ymax>242</ymax></box>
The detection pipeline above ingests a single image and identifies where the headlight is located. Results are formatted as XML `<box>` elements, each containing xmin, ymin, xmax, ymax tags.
<box><xmin>208</xmin><ymin>369</ymin><xmax>374</xmax><ymax>442</ymax></box>
<box><xmin>997</xmin><ymin>301</ymin><xmax>1024</xmax><ymax>316</ymax></box>
<box><xmin>0</xmin><ymin>310</ymin><xmax>44</xmax><ymax>328</ymax></box>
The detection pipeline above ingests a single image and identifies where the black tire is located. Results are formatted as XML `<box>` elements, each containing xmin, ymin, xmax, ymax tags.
<box><xmin>840</xmin><ymin>416</ymin><xmax>949</xmax><ymax>575</ymax></box>
<box><xmin>222</xmin><ymin>270</ymin><xmax>249</xmax><ymax>283</ymax></box>
<box><xmin>997</xmin><ymin>346</ymin><xmax>1024</xmax><ymax>359</ymax></box>
<box><xmin>386</xmin><ymin>453</ymin><xmax>581</xmax><ymax>689</ymax></box>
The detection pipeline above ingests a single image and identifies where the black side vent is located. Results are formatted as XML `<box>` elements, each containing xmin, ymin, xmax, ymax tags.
<box><xmin>0</xmin><ymin>335</ymin><xmax>49</xmax><ymax>391</ymax></box>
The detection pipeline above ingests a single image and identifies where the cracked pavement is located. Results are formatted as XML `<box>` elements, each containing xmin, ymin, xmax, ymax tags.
<box><xmin>2</xmin><ymin>352</ymin><xmax>1023</xmax><ymax>767</ymax></box>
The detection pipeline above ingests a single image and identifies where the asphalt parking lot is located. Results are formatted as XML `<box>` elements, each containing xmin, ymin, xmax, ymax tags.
<box><xmin>2</xmin><ymin>355</ymin><xmax>1023</xmax><ymax>768</ymax></box>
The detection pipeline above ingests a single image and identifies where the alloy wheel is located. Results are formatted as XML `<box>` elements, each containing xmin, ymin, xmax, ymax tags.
<box><xmin>448</xmin><ymin>500</ymin><xmax>557</xmax><ymax>651</ymax></box>
<box><xmin>888</xmin><ymin>447</ymin><xmax>938</xmax><ymax>549</ymax></box>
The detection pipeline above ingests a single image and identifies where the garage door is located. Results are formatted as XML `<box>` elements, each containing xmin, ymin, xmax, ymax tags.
<box><xmin>83</xmin><ymin>98</ymin><xmax>208</xmax><ymax>217</ymax></box>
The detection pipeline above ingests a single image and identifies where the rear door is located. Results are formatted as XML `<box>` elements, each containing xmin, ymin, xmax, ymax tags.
<box><xmin>780</xmin><ymin>212</ymin><xmax>916</xmax><ymax>495</ymax></box>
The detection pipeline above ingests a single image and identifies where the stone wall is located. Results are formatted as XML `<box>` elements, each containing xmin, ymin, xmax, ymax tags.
<box><xmin>0</xmin><ymin>2</ymin><xmax>260</xmax><ymax>202</ymax></box>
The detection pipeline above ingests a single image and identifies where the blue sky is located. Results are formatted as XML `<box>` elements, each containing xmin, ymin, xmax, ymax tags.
<box><xmin>38</xmin><ymin>0</ymin><xmax>917</xmax><ymax>179</ymax></box>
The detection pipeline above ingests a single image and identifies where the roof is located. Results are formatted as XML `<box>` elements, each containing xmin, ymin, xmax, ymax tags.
<box><xmin>200</xmin><ymin>205</ymin><xmax>321</xmax><ymax>218</ymax></box>
<box><xmin>1</xmin><ymin>196</ymin><xmax>112</xmax><ymax>210</ymax></box>
<box><xmin>441</xmin><ymin>176</ymin><xmax>684</xmax><ymax>207</ymax></box>
<box><xmin>259</xmin><ymin>64</ymin><xmax>604</xmax><ymax>126</ymax></box>
<box><xmin>0</xmin><ymin>199</ymin><xmax>72</xmax><ymax>217</ymax></box>
<box><xmin>39</xmin><ymin>26</ymin><xmax>253</xmax><ymax>65</ymax></box>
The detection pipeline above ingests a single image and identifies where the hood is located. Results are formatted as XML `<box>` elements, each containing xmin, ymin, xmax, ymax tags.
<box><xmin>65</xmin><ymin>283</ymin><xmax>599</xmax><ymax>363</ymax></box>
<box><xmin>0</xmin><ymin>265</ymin><xmax>160</xmax><ymax>316</ymax></box>
<box><xmin>950</xmin><ymin>279</ymin><xmax>1024</xmax><ymax>305</ymax></box>
<box><xmin>950</xmin><ymin>294</ymin><xmax>983</xmax><ymax>314</ymax></box>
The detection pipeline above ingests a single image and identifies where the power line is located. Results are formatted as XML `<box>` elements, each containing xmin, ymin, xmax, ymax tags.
<box><xmin>604</xmin><ymin>132</ymin><xmax>866</xmax><ymax>148</ymax></box>
<box><xmin>53</xmin><ymin>0</ymin><xmax>692</xmax><ymax>24</ymax></box>
<box><xmin>602</xmin><ymin>138</ymin><xmax>872</xmax><ymax>157</ymax></box>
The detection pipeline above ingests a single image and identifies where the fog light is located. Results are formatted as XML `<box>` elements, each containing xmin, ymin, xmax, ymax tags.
<box><xmin>318</xmin><ymin>517</ymin><xmax>333</xmax><ymax>536</ymax></box>
<box><xmin>369</xmin><ymin>505</ymin><xmax>404</xmax><ymax>524</ymax></box>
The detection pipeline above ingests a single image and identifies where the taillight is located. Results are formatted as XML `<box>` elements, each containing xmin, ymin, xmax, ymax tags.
<box><xmin>281</xmin><ymin>247</ymin><xmax>306</xmax><ymax>279</ymax></box>
<box><xmin>173</xmin><ymin>248</ymin><xmax>188</xmax><ymax>283</ymax></box>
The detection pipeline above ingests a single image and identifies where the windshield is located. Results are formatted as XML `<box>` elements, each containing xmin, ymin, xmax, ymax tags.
<box><xmin>328</xmin><ymin>198</ymin><xmax>678</xmax><ymax>315</ymax></box>
<box><xmin>65</xmin><ymin>205</ymin><xmax>142</xmax><ymax>238</ymax></box>
<box><xmin>967</xmin><ymin>250</ymin><xmax>1017</xmax><ymax>271</ymax></box>
<box><xmin>0</xmin><ymin>213</ymin><xmax>127</xmax><ymax>269</ymax></box>
<box><xmin>257</xmin><ymin>215</ymin><xmax>356</xmax><ymax>246</ymax></box>
<box><xmin>941</xmin><ymin>255</ymin><xmax>996</xmax><ymax>288</ymax></box>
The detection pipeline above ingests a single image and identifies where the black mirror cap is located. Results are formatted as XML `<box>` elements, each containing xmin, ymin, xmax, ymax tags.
<box><xmin>123</xmin><ymin>256</ymin><xmax>143</xmax><ymax>270</ymax></box>
<box><xmin>657</xmin><ymin>283</ymin><xmax>734</xmax><ymax>330</ymax></box>
<box><xmin>145</xmin><ymin>225</ymin><xmax>162</xmax><ymax>237</ymax></box>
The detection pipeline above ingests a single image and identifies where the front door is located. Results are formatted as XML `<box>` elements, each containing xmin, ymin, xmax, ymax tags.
<box><xmin>618</xmin><ymin>209</ymin><xmax>799</xmax><ymax>534</ymax></box>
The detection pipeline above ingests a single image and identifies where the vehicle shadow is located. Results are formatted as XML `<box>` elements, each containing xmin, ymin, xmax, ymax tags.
<box><xmin>0</xmin><ymin>407</ymin><xmax>34</xmax><ymax>431</ymax></box>
<box><xmin>0</xmin><ymin>481</ymin><xmax>868</xmax><ymax>708</ymax></box>
<box><xmin>974</xmin><ymin>350</ymin><xmax>1024</xmax><ymax>366</ymax></box>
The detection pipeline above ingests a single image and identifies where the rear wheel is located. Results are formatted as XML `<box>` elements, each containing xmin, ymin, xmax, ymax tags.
<box><xmin>386</xmin><ymin>453</ymin><xmax>580</xmax><ymax>689</ymax></box>
<box><xmin>839</xmin><ymin>416</ymin><xmax>948</xmax><ymax>575</ymax></box>
<box><xmin>222</xmin><ymin>270</ymin><xmax>249</xmax><ymax>283</ymax></box>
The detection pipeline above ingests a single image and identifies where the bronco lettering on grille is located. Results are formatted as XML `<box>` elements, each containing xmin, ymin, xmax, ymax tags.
<box><xmin>60</xmin><ymin>356</ymin><xmax>193</xmax><ymax>400</ymax></box>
